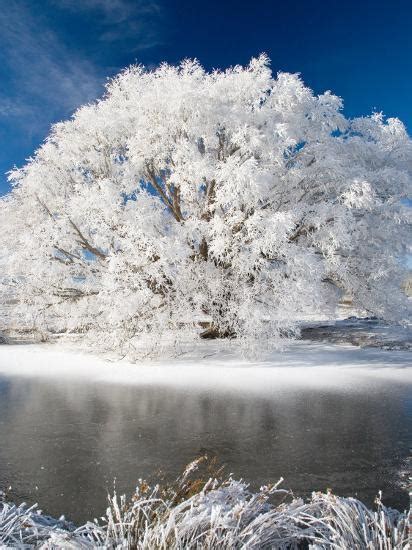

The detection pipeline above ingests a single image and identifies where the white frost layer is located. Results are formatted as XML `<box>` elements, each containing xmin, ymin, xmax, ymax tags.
<box><xmin>0</xmin><ymin>341</ymin><xmax>410</xmax><ymax>393</ymax></box>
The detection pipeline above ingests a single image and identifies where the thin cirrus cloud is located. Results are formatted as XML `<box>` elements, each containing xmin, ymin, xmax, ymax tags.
<box><xmin>0</xmin><ymin>0</ymin><xmax>164</xmax><ymax>193</ymax></box>
<box><xmin>0</xmin><ymin>0</ymin><xmax>164</xmax><ymax>120</ymax></box>
<box><xmin>55</xmin><ymin>0</ymin><xmax>163</xmax><ymax>48</ymax></box>
<box><xmin>0</xmin><ymin>2</ymin><xmax>104</xmax><ymax>131</ymax></box>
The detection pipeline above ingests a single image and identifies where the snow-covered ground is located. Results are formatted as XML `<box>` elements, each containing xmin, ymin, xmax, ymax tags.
<box><xmin>0</xmin><ymin>337</ymin><xmax>410</xmax><ymax>394</ymax></box>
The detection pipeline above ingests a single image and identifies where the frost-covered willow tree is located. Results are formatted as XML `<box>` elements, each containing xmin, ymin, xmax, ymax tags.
<box><xmin>0</xmin><ymin>55</ymin><xmax>411</xmax><ymax>352</ymax></box>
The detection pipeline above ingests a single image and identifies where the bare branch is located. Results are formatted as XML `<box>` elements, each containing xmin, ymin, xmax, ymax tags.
<box><xmin>146</xmin><ymin>167</ymin><xmax>183</xmax><ymax>222</ymax></box>
<box><xmin>35</xmin><ymin>195</ymin><xmax>54</xmax><ymax>219</ymax></box>
<box><xmin>68</xmin><ymin>219</ymin><xmax>107</xmax><ymax>260</ymax></box>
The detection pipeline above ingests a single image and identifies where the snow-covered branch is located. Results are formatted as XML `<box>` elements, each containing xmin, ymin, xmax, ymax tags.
<box><xmin>0</xmin><ymin>55</ymin><xmax>410</xmax><ymax>354</ymax></box>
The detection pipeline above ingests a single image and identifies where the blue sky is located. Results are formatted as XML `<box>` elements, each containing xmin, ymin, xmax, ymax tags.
<box><xmin>0</xmin><ymin>0</ymin><xmax>412</xmax><ymax>195</ymax></box>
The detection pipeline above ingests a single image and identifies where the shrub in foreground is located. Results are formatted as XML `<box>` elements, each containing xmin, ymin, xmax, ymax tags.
<box><xmin>0</xmin><ymin>457</ymin><xmax>408</xmax><ymax>548</ymax></box>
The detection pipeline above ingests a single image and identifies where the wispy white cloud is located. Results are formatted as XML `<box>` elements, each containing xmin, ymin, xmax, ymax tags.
<box><xmin>0</xmin><ymin>0</ymin><xmax>165</xmax><ymax>183</ymax></box>
<box><xmin>58</xmin><ymin>0</ymin><xmax>161</xmax><ymax>21</ymax></box>
<box><xmin>55</xmin><ymin>0</ymin><xmax>163</xmax><ymax>49</ymax></box>
<box><xmin>0</xmin><ymin>98</ymin><xmax>26</xmax><ymax>118</ymax></box>
<box><xmin>0</xmin><ymin>0</ymin><xmax>105</xmax><ymax>136</ymax></box>
<box><xmin>0</xmin><ymin>0</ymin><xmax>163</xmax><ymax>137</ymax></box>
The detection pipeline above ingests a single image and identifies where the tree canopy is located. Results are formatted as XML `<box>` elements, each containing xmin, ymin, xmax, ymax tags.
<box><xmin>1</xmin><ymin>55</ymin><xmax>410</xmax><ymax>355</ymax></box>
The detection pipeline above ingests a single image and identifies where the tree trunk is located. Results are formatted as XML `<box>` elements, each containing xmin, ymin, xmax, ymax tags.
<box><xmin>199</xmin><ymin>324</ymin><xmax>235</xmax><ymax>339</ymax></box>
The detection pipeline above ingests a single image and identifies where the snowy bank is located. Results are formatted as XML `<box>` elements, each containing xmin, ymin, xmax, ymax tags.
<box><xmin>0</xmin><ymin>338</ymin><xmax>410</xmax><ymax>394</ymax></box>
<box><xmin>300</xmin><ymin>317</ymin><xmax>412</xmax><ymax>351</ymax></box>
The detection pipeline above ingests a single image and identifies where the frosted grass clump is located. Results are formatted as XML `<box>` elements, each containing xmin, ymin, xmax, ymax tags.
<box><xmin>0</xmin><ymin>458</ymin><xmax>408</xmax><ymax>548</ymax></box>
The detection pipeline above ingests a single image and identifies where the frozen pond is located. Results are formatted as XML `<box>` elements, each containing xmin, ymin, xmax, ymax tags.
<box><xmin>0</xmin><ymin>361</ymin><xmax>410</xmax><ymax>524</ymax></box>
